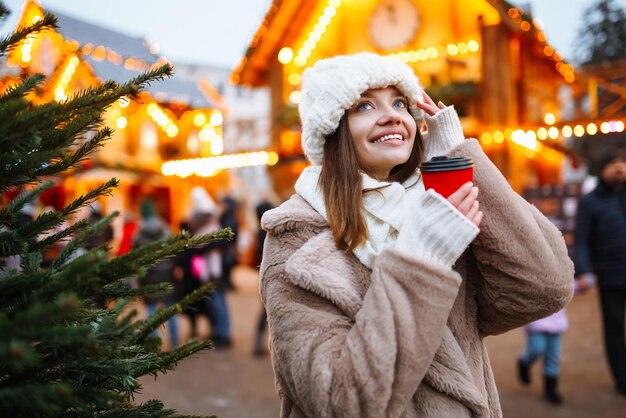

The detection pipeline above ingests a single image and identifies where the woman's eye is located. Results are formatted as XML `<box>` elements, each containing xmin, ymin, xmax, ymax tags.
<box><xmin>394</xmin><ymin>99</ymin><xmax>408</xmax><ymax>108</ymax></box>
<box><xmin>356</xmin><ymin>102</ymin><xmax>373</xmax><ymax>111</ymax></box>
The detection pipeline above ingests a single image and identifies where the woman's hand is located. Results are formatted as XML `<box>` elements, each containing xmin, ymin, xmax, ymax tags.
<box><xmin>416</xmin><ymin>91</ymin><xmax>446</xmax><ymax>117</ymax></box>
<box><xmin>447</xmin><ymin>182</ymin><xmax>483</xmax><ymax>227</ymax></box>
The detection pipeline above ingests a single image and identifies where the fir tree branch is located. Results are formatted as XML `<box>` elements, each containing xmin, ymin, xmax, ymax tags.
<box><xmin>0</xmin><ymin>181</ymin><xmax>53</xmax><ymax>228</ymax></box>
<box><xmin>0</xmin><ymin>73</ymin><xmax>45</xmax><ymax>104</ymax></box>
<box><xmin>0</xmin><ymin>229</ymin><xmax>26</xmax><ymax>257</ymax></box>
<box><xmin>122</xmin><ymin>64</ymin><xmax>174</xmax><ymax>90</ymax></box>
<box><xmin>0</xmin><ymin>383</ymin><xmax>76</xmax><ymax>417</ymax></box>
<box><xmin>34</xmin><ymin>127</ymin><xmax>112</xmax><ymax>177</ymax></box>
<box><xmin>57</xmin><ymin>178</ymin><xmax>118</xmax><ymax>219</ymax></box>
<box><xmin>30</xmin><ymin>218</ymin><xmax>89</xmax><ymax>252</ymax></box>
<box><xmin>19</xmin><ymin>251</ymin><xmax>42</xmax><ymax>276</ymax></box>
<box><xmin>0</xmin><ymin>269</ymin><xmax>49</xmax><ymax>311</ymax></box>
<box><xmin>52</xmin><ymin>110</ymin><xmax>104</xmax><ymax>144</ymax></box>
<box><xmin>0</xmin><ymin>13</ymin><xmax>57</xmax><ymax>56</ymax></box>
<box><xmin>100</xmin><ymin>229</ymin><xmax>232</xmax><ymax>287</ymax></box>
<box><xmin>129</xmin><ymin>299</ymin><xmax>185</xmax><ymax>346</ymax></box>
<box><xmin>50</xmin><ymin>212</ymin><xmax>117</xmax><ymax>272</ymax></box>
<box><xmin>13</xmin><ymin>208</ymin><xmax>65</xmax><ymax>247</ymax></box>
<box><xmin>130</xmin><ymin>339</ymin><xmax>210</xmax><ymax>381</ymax></box>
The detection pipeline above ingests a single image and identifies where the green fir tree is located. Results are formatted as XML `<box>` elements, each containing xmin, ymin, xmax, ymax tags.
<box><xmin>577</xmin><ymin>0</ymin><xmax>626</xmax><ymax>65</ymax></box>
<box><xmin>0</xmin><ymin>4</ymin><xmax>229</xmax><ymax>417</ymax></box>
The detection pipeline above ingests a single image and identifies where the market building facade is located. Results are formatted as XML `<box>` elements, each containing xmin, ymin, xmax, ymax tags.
<box><xmin>233</xmin><ymin>0</ymin><xmax>626</xmax><ymax>197</ymax></box>
<box><xmin>1</xmin><ymin>0</ymin><xmax>274</xmax><ymax>249</ymax></box>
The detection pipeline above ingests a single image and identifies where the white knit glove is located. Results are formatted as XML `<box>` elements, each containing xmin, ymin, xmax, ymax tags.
<box><xmin>396</xmin><ymin>189</ymin><xmax>479</xmax><ymax>269</ymax></box>
<box><xmin>421</xmin><ymin>105</ymin><xmax>465</xmax><ymax>162</ymax></box>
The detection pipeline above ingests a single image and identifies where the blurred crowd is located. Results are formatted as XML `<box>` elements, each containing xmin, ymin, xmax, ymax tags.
<box><xmin>10</xmin><ymin>183</ymin><xmax>278</xmax><ymax>355</ymax></box>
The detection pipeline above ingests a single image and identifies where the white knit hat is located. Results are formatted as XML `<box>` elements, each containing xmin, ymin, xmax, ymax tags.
<box><xmin>190</xmin><ymin>186</ymin><xmax>217</xmax><ymax>215</ymax></box>
<box><xmin>299</xmin><ymin>52</ymin><xmax>424</xmax><ymax>165</ymax></box>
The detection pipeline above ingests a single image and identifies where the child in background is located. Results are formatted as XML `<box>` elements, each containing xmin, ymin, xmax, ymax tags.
<box><xmin>517</xmin><ymin>278</ymin><xmax>593</xmax><ymax>405</ymax></box>
<box><xmin>517</xmin><ymin>309</ymin><xmax>568</xmax><ymax>404</ymax></box>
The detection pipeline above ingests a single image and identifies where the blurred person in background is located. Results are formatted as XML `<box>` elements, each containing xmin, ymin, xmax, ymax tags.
<box><xmin>574</xmin><ymin>149</ymin><xmax>626</xmax><ymax>397</ymax></box>
<box><xmin>172</xmin><ymin>220</ymin><xmax>208</xmax><ymax>341</ymax></box>
<box><xmin>516</xmin><ymin>309</ymin><xmax>569</xmax><ymax>404</ymax></box>
<box><xmin>219</xmin><ymin>195</ymin><xmax>240</xmax><ymax>291</ymax></box>
<box><xmin>2</xmin><ymin>195</ymin><xmax>35</xmax><ymax>270</ymax></box>
<box><xmin>252</xmin><ymin>199</ymin><xmax>274</xmax><ymax>356</ymax></box>
<box><xmin>85</xmin><ymin>201</ymin><xmax>114</xmax><ymax>253</ymax></box>
<box><xmin>133</xmin><ymin>199</ymin><xmax>179</xmax><ymax>348</ymax></box>
<box><xmin>179</xmin><ymin>187</ymin><xmax>232</xmax><ymax>348</ymax></box>
<box><xmin>116</xmin><ymin>212</ymin><xmax>138</xmax><ymax>257</ymax></box>
<box><xmin>86</xmin><ymin>201</ymin><xmax>114</xmax><ymax>308</ymax></box>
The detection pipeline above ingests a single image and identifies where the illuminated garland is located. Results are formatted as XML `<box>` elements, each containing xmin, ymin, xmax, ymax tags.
<box><xmin>161</xmin><ymin>151</ymin><xmax>279</xmax><ymax>178</ymax></box>
<box><xmin>480</xmin><ymin>118</ymin><xmax>626</xmax><ymax>151</ymax></box>
<box><xmin>54</xmin><ymin>55</ymin><xmax>79</xmax><ymax>101</ymax></box>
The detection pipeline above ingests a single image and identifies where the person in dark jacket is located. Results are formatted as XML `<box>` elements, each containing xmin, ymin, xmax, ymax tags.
<box><xmin>574</xmin><ymin>149</ymin><xmax>626</xmax><ymax>396</ymax></box>
<box><xmin>133</xmin><ymin>199</ymin><xmax>179</xmax><ymax>347</ymax></box>
<box><xmin>219</xmin><ymin>196</ymin><xmax>240</xmax><ymax>291</ymax></box>
<box><xmin>252</xmin><ymin>199</ymin><xmax>274</xmax><ymax>355</ymax></box>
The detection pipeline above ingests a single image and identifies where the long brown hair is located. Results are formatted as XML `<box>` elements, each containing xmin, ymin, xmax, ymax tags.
<box><xmin>319</xmin><ymin>114</ymin><xmax>424</xmax><ymax>251</ymax></box>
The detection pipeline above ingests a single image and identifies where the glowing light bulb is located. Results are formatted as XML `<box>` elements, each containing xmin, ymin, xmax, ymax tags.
<box><xmin>543</xmin><ymin>113</ymin><xmax>556</xmax><ymax>125</ymax></box>
<box><xmin>166</xmin><ymin>124</ymin><xmax>179</xmax><ymax>138</ymax></box>
<box><xmin>586</xmin><ymin>123</ymin><xmax>598</xmax><ymax>135</ymax></box>
<box><xmin>210</xmin><ymin>112</ymin><xmax>223</xmax><ymax>126</ymax></box>
<box><xmin>193</xmin><ymin>113</ymin><xmax>206</xmax><ymax>127</ymax></box>
<box><xmin>574</xmin><ymin>125</ymin><xmax>585</xmax><ymax>137</ymax></box>
<box><xmin>561</xmin><ymin>126</ymin><xmax>573</xmax><ymax>137</ymax></box>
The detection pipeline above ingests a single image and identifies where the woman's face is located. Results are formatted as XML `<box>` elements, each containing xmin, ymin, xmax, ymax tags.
<box><xmin>347</xmin><ymin>86</ymin><xmax>417</xmax><ymax>180</ymax></box>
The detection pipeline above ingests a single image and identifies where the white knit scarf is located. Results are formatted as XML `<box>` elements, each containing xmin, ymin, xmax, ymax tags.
<box><xmin>295</xmin><ymin>166</ymin><xmax>423</xmax><ymax>268</ymax></box>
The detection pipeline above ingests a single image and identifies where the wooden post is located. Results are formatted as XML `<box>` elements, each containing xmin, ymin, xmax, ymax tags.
<box><xmin>588</xmin><ymin>78</ymin><xmax>598</xmax><ymax>118</ymax></box>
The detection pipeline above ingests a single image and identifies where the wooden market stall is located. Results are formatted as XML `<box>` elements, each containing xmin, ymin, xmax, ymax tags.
<box><xmin>232</xmin><ymin>0</ymin><xmax>625</xmax><ymax>196</ymax></box>
<box><xmin>2</xmin><ymin>0</ymin><xmax>230</xmax><ymax>247</ymax></box>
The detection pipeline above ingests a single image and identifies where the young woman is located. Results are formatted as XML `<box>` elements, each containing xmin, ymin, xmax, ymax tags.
<box><xmin>259</xmin><ymin>53</ymin><xmax>573</xmax><ymax>417</ymax></box>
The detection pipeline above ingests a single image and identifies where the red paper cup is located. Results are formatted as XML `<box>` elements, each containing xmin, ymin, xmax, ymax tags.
<box><xmin>421</xmin><ymin>156</ymin><xmax>474</xmax><ymax>198</ymax></box>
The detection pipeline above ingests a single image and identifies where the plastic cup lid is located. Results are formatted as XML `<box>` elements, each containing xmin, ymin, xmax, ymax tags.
<box><xmin>420</xmin><ymin>155</ymin><xmax>474</xmax><ymax>172</ymax></box>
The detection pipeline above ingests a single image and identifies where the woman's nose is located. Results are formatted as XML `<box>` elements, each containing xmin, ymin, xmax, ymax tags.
<box><xmin>378</xmin><ymin>105</ymin><xmax>402</xmax><ymax>125</ymax></box>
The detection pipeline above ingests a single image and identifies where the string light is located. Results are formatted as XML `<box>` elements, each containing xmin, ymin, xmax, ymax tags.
<box><xmin>209</xmin><ymin>111</ymin><xmax>223</xmax><ymax>126</ymax></box>
<box><xmin>574</xmin><ymin>125</ymin><xmax>585</xmax><ymax>137</ymax></box>
<box><xmin>278</xmin><ymin>47</ymin><xmax>294</xmax><ymax>64</ymax></box>
<box><xmin>20</xmin><ymin>34</ymin><xmax>35</xmax><ymax>63</ymax></box>
<box><xmin>386</xmin><ymin>39</ymin><xmax>479</xmax><ymax>64</ymax></box>
<box><xmin>55</xmin><ymin>55</ymin><xmax>79</xmax><ymax>101</ymax></box>
<box><xmin>162</xmin><ymin>151</ymin><xmax>279</xmax><ymax>178</ymax></box>
<box><xmin>511</xmin><ymin>129</ymin><xmax>539</xmax><ymax>151</ymax></box>
<box><xmin>287</xmin><ymin>72</ymin><xmax>302</xmax><ymax>86</ymax></box>
<box><xmin>118</xmin><ymin>95</ymin><xmax>130</xmax><ymax>108</ymax></box>
<box><xmin>548</xmin><ymin>127</ymin><xmax>559</xmax><ymax>139</ymax></box>
<box><xmin>289</xmin><ymin>90</ymin><xmax>302</xmax><ymax>104</ymax></box>
<box><xmin>116</xmin><ymin>116</ymin><xmax>127</xmax><ymax>129</ymax></box>
<box><xmin>146</xmin><ymin>102</ymin><xmax>179</xmax><ymax>137</ymax></box>
<box><xmin>193</xmin><ymin>113</ymin><xmax>207</xmax><ymax>127</ymax></box>
<box><xmin>479</xmin><ymin>118</ymin><xmax>626</xmax><ymax>151</ymax></box>
<box><xmin>562</xmin><ymin>125</ymin><xmax>573</xmax><ymax>138</ymax></box>
<box><xmin>293</xmin><ymin>0</ymin><xmax>342</xmax><ymax>68</ymax></box>
<box><xmin>586</xmin><ymin>123</ymin><xmax>598</xmax><ymax>135</ymax></box>
<box><xmin>543</xmin><ymin>113</ymin><xmax>556</xmax><ymax>125</ymax></box>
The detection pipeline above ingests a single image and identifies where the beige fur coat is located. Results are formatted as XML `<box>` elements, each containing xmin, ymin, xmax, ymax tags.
<box><xmin>260</xmin><ymin>139</ymin><xmax>574</xmax><ymax>417</ymax></box>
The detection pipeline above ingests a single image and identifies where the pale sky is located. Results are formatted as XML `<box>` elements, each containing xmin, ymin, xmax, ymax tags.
<box><xmin>2</xmin><ymin>0</ymin><xmax>625</xmax><ymax>69</ymax></box>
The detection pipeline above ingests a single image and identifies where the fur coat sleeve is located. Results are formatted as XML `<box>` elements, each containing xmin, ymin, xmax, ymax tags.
<box><xmin>450</xmin><ymin>139</ymin><xmax>574</xmax><ymax>336</ymax></box>
<box><xmin>260</xmin><ymin>217</ymin><xmax>465</xmax><ymax>417</ymax></box>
